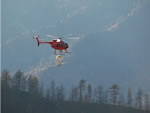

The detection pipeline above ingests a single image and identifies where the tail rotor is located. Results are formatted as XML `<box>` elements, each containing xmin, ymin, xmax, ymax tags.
<box><xmin>33</xmin><ymin>35</ymin><xmax>40</xmax><ymax>47</ymax></box>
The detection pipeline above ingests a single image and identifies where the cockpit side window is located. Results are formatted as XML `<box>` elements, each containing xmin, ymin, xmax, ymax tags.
<box><xmin>61</xmin><ymin>44</ymin><xmax>63</xmax><ymax>48</ymax></box>
<box><xmin>57</xmin><ymin>44</ymin><xmax>59</xmax><ymax>47</ymax></box>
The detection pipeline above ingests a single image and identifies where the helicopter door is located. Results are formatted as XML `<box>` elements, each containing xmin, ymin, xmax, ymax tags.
<box><xmin>57</xmin><ymin>43</ymin><xmax>59</xmax><ymax>47</ymax></box>
<box><xmin>60</xmin><ymin>44</ymin><xmax>63</xmax><ymax>48</ymax></box>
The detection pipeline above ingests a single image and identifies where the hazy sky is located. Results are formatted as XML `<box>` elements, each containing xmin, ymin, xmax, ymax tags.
<box><xmin>2</xmin><ymin>0</ymin><xmax>149</xmax><ymax>37</ymax></box>
<box><xmin>1</xmin><ymin>0</ymin><xmax>150</xmax><ymax>92</ymax></box>
<box><xmin>0</xmin><ymin>0</ymin><xmax>1</xmax><ymax>73</ymax></box>
<box><xmin>2</xmin><ymin>0</ymin><xmax>150</xmax><ymax>68</ymax></box>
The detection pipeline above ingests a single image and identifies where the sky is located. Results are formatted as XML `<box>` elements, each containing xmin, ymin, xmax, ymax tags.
<box><xmin>1</xmin><ymin>0</ymin><xmax>149</xmax><ymax>37</ymax></box>
<box><xmin>1</xmin><ymin>0</ymin><xmax>150</xmax><ymax>92</ymax></box>
<box><xmin>0</xmin><ymin>0</ymin><xmax>1</xmax><ymax>73</ymax></box>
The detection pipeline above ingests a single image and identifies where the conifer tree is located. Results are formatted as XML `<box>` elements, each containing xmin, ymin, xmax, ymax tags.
<box><xmin>78</xmin><ymin>80</ymin><xmax>86</xmax><ymax>102</ymax></box>
<box><xmin>87</xmin><ymin>84</ymin><xmax>92</xmax><ymax>103</ymax></box>
<box><xmin>127</xmin><ymin>88</ymin><xmax>132</xmax><ymax>107</ymax></box>
<box><xmin>110</xmin><ymin>84</ymin><xmax>119</xmax><ymax>105</ymax></box>
<box><xmin>136</xmin><ymin>88</ymin><xmax>143</xmax><ymax>110</ymax></box>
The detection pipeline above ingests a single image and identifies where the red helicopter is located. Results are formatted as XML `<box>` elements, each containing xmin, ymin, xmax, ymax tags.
<box><xmin>33</xmin><ymin>35</ymin><xmax>69</xmax><ymax>55</ymax></box>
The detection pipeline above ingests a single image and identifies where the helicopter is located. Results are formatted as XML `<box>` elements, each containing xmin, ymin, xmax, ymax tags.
<box><xmin>33</xmin><ymin>35</ymin><xmax>70</xmax><ymax>55</ymax></box>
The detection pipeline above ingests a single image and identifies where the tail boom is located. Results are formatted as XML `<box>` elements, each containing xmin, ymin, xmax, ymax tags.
<box><xmin>34</xmin><ymin>35</ymin><xmax>52</xmax><ymax>47</ymax></box>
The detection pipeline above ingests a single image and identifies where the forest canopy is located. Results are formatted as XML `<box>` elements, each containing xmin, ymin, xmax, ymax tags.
<box><xmin>1</xmin><ymin>69</ymin><xmax>150</xmax><ymax>113</ymax></box>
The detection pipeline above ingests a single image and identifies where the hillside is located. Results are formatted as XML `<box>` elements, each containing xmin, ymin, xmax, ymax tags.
<box><xmin>2</xmin><ymin>90</ymin><xmax>149</xmax><ymax>113</ymax></box>
<box><xmin>2</xmin><ymin>70</ymin><xmax>150</xmax><ymax>113</ymax></box>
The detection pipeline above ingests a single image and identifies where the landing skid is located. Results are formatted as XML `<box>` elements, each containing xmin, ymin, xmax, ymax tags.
<box><xmin>55</xmin><ymin>53</ymin><xmax>65</xmax><ymax>55</ymax></box>
<box><xmin>54</xmin><ymin>51</ymin><xmax>71</xmax><ymax>55</ymax></box>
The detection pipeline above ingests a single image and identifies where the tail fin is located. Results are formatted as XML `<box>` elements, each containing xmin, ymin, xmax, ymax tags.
<box><xmin>33</xmin><ymin>35</ymin><xmax>40</xmax><ymax>46</ymax></box>
<box><xmin>36</xmin><ymin>36</ymin><xmax>40</xmax><ymax>46</ymax></box>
